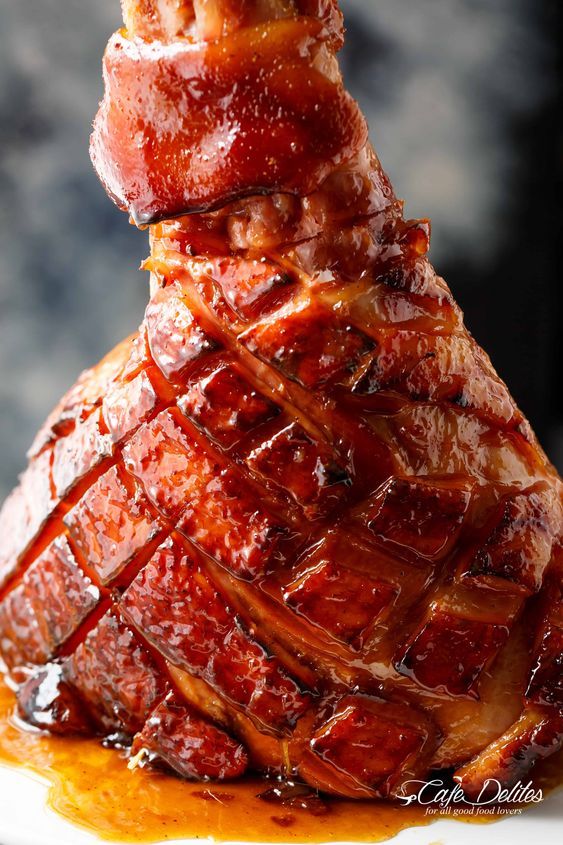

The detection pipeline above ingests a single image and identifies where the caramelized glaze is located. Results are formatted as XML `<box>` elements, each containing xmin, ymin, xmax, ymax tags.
<box><xmin>2</xmin><ymin>680</ymin><xmax>561</xmax><ymax>843</ymax></box>
<box><xmin>1</xmin><ymin>0</ymin><xmax>563</xmax><ymax>822</ymax></box>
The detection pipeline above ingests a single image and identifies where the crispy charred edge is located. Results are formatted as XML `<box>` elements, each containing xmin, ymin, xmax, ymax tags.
<box><xmin>16</xmin><ymin>663</ymin><xmax>94</xmax><ymax>736</ymax></box>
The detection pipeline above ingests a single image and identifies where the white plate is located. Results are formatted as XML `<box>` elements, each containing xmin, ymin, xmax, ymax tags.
<box><xmin>0</xmin><ymin>762</ymin><xmax>561</xmax><ymax>845</ymax></box>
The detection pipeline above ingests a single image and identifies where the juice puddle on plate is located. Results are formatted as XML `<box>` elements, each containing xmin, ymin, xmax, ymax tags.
<box><xmin>0</xmin><ymin>679</ymin><xmax>561</xmax><ymax>843</ymax></box>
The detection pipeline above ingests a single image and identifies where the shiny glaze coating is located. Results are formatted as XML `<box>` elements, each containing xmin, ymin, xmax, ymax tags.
<box><xmin>92</xmin><ymin>4</ymin><xmax>365</xmax><ymax>224</ymax></box>
<box><xmin>1</xmin><ymin>0</ymin><xmax>562</xmax><ymax>801</ymax></box>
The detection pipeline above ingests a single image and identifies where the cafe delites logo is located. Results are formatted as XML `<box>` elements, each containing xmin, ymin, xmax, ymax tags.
<box><xmin>396</xmin><ymin>778</ymin><xmax>544</xmax><ymax>816</ymax></box>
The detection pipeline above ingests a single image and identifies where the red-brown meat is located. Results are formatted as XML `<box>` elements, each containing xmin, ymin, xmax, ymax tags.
<box><xmin>0</xmin><ymin>0</ymin><xmax>562</xmax><ymax>800</ymax></box>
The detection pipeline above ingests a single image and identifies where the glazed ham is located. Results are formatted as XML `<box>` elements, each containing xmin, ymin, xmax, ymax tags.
<box><xmin>0</xmin><ymin>0</ymin><xmax>562</xmax><ymax>801</ymax></box>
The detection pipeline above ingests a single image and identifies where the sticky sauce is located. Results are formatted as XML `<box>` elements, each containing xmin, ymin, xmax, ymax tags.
<box><xmin>0</xmin><ymin>680</ymin><xmax>561</xmax><ymax>843</ymax></box>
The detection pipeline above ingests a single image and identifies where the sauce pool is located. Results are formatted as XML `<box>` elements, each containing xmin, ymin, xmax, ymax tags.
<box><xmin>0</xmin><ymin>680</ymin><xmax>561</xmax><ymax>843</ymax></box>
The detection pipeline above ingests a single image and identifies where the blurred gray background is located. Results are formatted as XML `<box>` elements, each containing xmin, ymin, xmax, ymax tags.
<box><xmin>0</xmin><ymin>0</ymin><xmax>561</xmax><ymax>500</ymax></box>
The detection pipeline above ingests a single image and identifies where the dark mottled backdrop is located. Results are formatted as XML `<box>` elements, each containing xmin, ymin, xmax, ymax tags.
<box><xmin>0</xmin><ymin>0</ymin><xmax>561</xmax><ymax>500</ymax></box>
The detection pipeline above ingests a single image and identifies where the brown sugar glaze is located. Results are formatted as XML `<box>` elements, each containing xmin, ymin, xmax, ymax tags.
<box><xmin>1</xmin><ymin>0</ymin><xmax>563</xmax><ymax>837</ymax></box>
<box><xmin>1</xmin><ymin>680</ymin><xmax>562</xmax><ymax>843</ymax></box>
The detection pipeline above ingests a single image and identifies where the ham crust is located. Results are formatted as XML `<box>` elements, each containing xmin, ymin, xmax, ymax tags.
<box><xmin>1</xmin><ymin>0</ymin><xmax>562</xmax><ymax>798</ymax></box>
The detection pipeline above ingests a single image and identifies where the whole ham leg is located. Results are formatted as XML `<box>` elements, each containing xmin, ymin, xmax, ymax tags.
<box><xmin>1</xmin><ymin>0</ymin><xmax>562</xmax><ymax>800</ymax></box>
